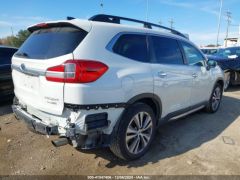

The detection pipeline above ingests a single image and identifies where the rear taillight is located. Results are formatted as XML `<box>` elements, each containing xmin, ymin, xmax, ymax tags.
<box><xmin>46</xmin><ymin>60</ymin><xmax>108</xmax><ymax>83</ymax></box>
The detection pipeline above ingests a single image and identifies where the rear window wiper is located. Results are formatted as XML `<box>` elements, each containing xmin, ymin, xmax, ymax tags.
<box><xmin>15</xmin><ymin>52</ymin><xmax>29</xmax><ymax>58</ymax></box>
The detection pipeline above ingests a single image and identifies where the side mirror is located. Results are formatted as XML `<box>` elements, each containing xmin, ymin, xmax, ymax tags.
<box><xmin>207</xmin><ymin>60</ymin><xmax>217</xmax><ymax>70</ymax></box>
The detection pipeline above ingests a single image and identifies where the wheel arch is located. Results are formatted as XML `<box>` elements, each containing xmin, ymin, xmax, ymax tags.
<box><xmin>207</xmin><ymin>78</ymin><xmax>224</xmax><ymax>100</ymax></box>
<box><xmin>126</xmin><ymin>93</ymin><xmax>162</xmax><ymax>126</ymax></box>
<box><xmin>215</xmin><ymin>77</ymin><xmax>224</xmax><ymax>90</ymax></box>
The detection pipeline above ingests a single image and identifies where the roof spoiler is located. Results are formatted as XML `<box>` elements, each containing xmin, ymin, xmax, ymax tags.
<box><xmin>28</xmin><ymin>22</ymin><xmax>80</xmax><ymax>33</ymax></box>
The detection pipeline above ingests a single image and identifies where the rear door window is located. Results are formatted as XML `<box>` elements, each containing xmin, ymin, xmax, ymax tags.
<box><xmin>15</xmin><ymin>26</ymin><xmax>87</xmax><ymax>59</ymax></box>
<box><xmin>150</xmin><ymin>36</ymin><xmax>184</xmax><ymax>65</ymax></box>
<box><xmin>112</xmin><ymin>34</ymin><xmax>148</xmax><ymax>62</ymax></box>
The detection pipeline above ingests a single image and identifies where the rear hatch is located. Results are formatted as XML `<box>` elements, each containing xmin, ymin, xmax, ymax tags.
<box><xmin>12</xmin><ymin>21</ymin><xmax>90</xmax><ymax>115</ymax></box>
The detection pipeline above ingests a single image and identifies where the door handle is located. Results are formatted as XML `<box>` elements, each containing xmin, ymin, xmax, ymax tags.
<box><xmin>158</xmin><ymin>71</ymin><xmax>167</xmax><ymax>78</ymax></box>
<box><xmin>192</xmin><ymin>73</ymin><xmax>198</xmax><ymax>78</ymax></box>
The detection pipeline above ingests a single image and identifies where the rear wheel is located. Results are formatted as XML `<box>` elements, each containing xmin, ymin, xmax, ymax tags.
<box><xmin>205</xmin><ymin>83</ymin><xmax>223</xmax><ymax>113</ymax></box>
<box><xmin>110</xmin><ymin>103</ymin><xmax>156</xmax><ymax>160</ymax></box>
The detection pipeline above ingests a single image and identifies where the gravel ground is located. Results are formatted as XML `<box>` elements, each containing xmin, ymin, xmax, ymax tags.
<box><xmin>0</xmin><ymin>86</ymin><xmax>240</xmax><ymax>175</ymax></box>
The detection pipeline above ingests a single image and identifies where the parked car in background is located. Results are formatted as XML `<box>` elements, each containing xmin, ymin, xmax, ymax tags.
<box><xmin>12</xmin><ymin>14</ymin><xmax>224</xmax><ymax>160</ymax></box>
<box><xmin>200</xmin><ymin>47</ymin><xmax>218</xmax><ymax>55</ymax></box>
<box><xmin>0</xmin><ymin>46</ymin><xmax>18</xmax><ymax>102</ymax></box>
<box><xmin>214</xmin><ymin>47</ymin><xmax>240</xmax><ymax>59</ymax></box>
<box><xmin>207</xmin><ymin>46</ymin><xmax>240</xmax><ymax>90</ymax></box>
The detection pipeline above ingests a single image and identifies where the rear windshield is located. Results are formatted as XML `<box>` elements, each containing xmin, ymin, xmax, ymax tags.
<box><xmin>15</xmin><ymin>26</ymin><xmax>87</xmax><ymax>59</ymax></box>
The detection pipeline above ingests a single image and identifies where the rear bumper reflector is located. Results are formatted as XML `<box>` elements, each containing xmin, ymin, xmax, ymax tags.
<box><xmin>11</xmin><ymin>64</ymin><xmax>45</xmax><ymax>77</ymax></box>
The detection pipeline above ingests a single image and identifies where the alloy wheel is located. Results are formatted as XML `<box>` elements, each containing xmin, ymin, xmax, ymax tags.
<box><xmin>224</xmin><ymin>73</ymin><xmax>230</xmax><ymax>90</ymax></box>
<box><xmin>212</xmin><ymin>86</ymin><xmax>221</xmax><ymax>111</ymax></box>
<box><xmin>125</xmin><ymin>112</ymin><xmax>153</xmax><ymax>154</ymax></box>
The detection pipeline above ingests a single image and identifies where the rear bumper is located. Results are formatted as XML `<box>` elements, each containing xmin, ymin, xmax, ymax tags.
<box><xmin>12</xmin><ymin>104</ymin><xmax>112</xmax><ymax>149</ymax></box>
<box><xmin>12</xmin><ymin>105</ymin><xmax>58</xmax><ymax>135</ymax></box>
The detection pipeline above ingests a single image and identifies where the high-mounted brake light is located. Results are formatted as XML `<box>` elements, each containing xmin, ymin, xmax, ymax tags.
<box><xmin>46</xmin><ymin>60</ymin><xmax>108</xmax><ymax>83</ymax></box>
<box><xmin>35</xmin><ymin>23</ymin><xmax>49</xmax><ymax>28</ymax></box>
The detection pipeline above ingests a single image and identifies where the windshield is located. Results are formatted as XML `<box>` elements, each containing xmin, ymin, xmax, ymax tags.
<box><xmin>215</xmin><ymin>47</ymin><xmax>240</xmax><ymax>58</ymax></box>
<box><xmin>15</xmin><ymin>26</ymin><xmax>87</xmax><ymax>59</ymax></box>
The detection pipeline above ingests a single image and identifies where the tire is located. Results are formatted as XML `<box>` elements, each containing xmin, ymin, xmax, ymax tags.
<box><xmin>205</xmin><ymin>83</ymin><xmax>223</xmax><ymax>113</ymax></box>
<box><xmin>224</xmin><ymin>72</ymin><xmax>231</xmax><ymax>91</ymax></box>
<box><xmin>110</xmin><ymin>103</ymin><xmax>156</xmax><ymax>160</ymax></box>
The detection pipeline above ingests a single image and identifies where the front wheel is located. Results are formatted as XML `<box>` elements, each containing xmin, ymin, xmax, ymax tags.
<box><xmin>224</xmin><ymin>72</ymin><xmax>231</xmax><ymax>91</ymax></box>
<box><xmin>205</xmin><ymin>83</ymin><xmax>223</xmax><ymax>113</ymax></box>
<box><xmin>110</xmin><ymin>103</ymin><xmax>156</xmax><ymax>160</ymax></box>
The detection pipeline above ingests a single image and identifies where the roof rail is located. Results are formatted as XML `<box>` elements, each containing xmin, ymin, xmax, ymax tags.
<box><xmin>89</xmin><ymin>14</ymin><xmax>187</xmax><ymax>39</ymax></box>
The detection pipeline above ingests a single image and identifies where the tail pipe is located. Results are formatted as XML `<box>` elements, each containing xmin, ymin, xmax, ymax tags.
<box><xmin>52</xmin><ymin>138</ymin><xmax>69</xmax><ymax>147</ymax></box>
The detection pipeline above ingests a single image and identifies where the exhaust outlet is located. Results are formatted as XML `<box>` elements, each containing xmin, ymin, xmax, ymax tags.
<box><xmin>52</xmin><ymin>138</ymin><xmax>69</xmax><ymax>147</ymax></box>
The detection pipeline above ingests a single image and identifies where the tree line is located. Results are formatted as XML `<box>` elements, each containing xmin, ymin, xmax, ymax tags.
<box><xmin>0</xmin><ymin>30</ymin><xmax>30</xmax><ymax>48</ymax></box>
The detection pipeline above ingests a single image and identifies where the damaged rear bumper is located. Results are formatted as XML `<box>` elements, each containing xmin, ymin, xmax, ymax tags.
<box><xmin>12</xmin><ymin>104</ymin><xmax>112</xmax><ymax>149</ymax></box>
<box><xmin>12</xmin><ymin>105</ymin><xmax>58</xmax><ymax>135</ymax></box>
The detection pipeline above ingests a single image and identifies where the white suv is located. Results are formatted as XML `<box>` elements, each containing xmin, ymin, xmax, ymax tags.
<box><xmin>12</xmin><ymin>14</ymin><xmax>224</xmax><ymax>160</ymax></box>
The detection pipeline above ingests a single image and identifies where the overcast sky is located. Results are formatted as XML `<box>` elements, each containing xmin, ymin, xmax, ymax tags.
<box><xmin>0</xmin><ymin>0</ymin><xmax>239</xmax><ymax>46</ymax></box>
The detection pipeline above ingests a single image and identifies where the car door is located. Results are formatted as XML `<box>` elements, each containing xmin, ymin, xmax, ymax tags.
<box><xmin>180</xmin><ymin>41</ymin><xmax>212</xmax><ymax>106</ymax></box>
<box><xmin>0</xmin><ymin>48</ymin><xmax>16</xmax><ymax>99</ymax></box>
<box><xmin>149</xmin><ymin>35</ymin><xmax>193</xmax><ymax>117</ymax></box>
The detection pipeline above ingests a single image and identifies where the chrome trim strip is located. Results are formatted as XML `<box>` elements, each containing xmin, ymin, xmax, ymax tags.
<box><xmin>105</xmin><ymin>31</ymin><xmax>190</xmax><ymax>53</ymax></box>
<box><xmin>11</xmin><ymin>64</ymin><xmax>45</xmax><ymax>77</ymax></box>
<box><xmin>169</xmin><ymin>105</ymin><xmax>205</xmax><ymax>121</ymax></box>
